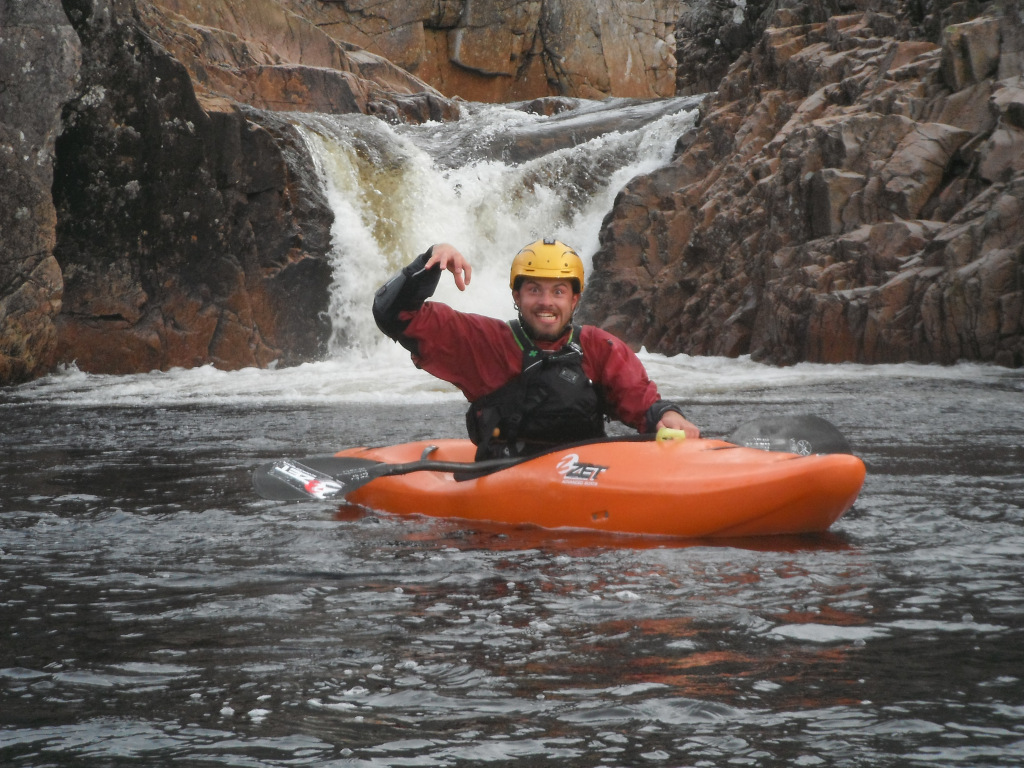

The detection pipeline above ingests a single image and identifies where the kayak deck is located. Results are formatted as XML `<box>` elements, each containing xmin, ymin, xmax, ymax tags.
<box><xmin>336</xmin><ymin>437</ymin><xmax>866</xmax><ymax>539</ymax></box>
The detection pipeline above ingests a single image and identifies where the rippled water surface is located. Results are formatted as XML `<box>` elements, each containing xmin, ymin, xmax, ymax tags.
<box><xmin>2</xmin><ymin>359</ymin><xmax>1022</xmax><ymax>767</ymax></box>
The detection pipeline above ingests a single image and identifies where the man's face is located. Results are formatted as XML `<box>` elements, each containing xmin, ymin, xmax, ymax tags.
<box><xmin>513</xmin><ymin>277</ymin><xmax>580</xmax><ymax>341</ymax></box>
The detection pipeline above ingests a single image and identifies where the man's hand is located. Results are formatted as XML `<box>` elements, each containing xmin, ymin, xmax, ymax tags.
<box><xmin>657</xmin><ymin>410</ymin><xmax>701</xmax><ymax>439</ymax></box>
<box><xmin>426</xmin><ymin>243</ymin><xmax>472</xmax><ymax>291</ymax></box>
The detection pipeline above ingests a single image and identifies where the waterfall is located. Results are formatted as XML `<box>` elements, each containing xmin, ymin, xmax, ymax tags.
<box><xmin>293</xmin><ymin>97</ymin><xmax>701</xmax><ymax>359</ymax></box>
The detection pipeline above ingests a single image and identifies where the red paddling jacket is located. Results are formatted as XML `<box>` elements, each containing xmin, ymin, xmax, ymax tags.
<box><xmin>374</xmin><ymin>248</ymin><xmax>685</xmax><ymax>457</ymax></box>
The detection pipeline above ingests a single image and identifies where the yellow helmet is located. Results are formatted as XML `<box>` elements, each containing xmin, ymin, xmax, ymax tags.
<box><xmin>509</xmin><ymin>238</ymin><xmax>584</xmax><ymax>293</ymax></box>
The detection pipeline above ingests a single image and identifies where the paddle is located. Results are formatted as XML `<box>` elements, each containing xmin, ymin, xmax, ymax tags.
<box><xmin>725</xmin><ymin>413</ymin><xmax>852</xmax><ymax>455</ymax></box>
<box><xmin>251</xmin><ymin>454</ymin><xmax>519</xmax><ymax>502</ymax></box>
<box><xmin>251</xmin><ymin>414</ymin><xmax>852</xmax><ymax>502</ymax></box>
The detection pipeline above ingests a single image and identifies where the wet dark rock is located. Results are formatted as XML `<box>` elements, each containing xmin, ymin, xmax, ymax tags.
<box><xmin>50</xmin><ymin>0</ymin><xmax>333</xmax><ymax>373</ymax></box>
<box><xmin>0</xmin><ymin>0</ymin><xmax>80</xmax><ymax>383</ymax></box>
<box><xmin>491</xmin><ymin>96</ymin><xmax>704</xmax><ymax>165</ymax></box>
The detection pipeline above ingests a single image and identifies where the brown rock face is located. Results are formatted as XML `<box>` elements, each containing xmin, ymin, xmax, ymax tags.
<box><xmin>0</xmin><ymin>0</ymin><xmax>80</xmax><ymax>383</ymax></box>
<box><xmin>137</xmin><ymin>0</ymin><xmax>459</xmax><ymax>122</ymax></box>
<box><xmin>287</xmin><ymin>0</ymin><xmax>682</xmax><ymax>101</ymax></box>
<box><xmin>583</xmin><ymin>3</ymin><xmax>1024</xmax><ymax>367</ymax></box>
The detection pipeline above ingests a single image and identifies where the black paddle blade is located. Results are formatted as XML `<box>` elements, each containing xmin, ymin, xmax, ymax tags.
<box><xmin>252</xmin><ymin>456</ymin><xmax>384</xmax><ymax>501</ymax></box>
<box><xmin>726</xmin><ymin>414</ymin><xmax>852</xmax><ymax>455</ymax></box>
<box><xmin>251</xmin><ymin>454</ymin><xmax>519</xmax><ymax>502</ymax></box>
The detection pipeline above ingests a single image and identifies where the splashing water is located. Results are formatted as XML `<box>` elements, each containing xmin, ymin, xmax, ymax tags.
<box><xmin>293</xmin><ymin>98</ymin><xmax>701</xmax><ymax>357</ymax></box>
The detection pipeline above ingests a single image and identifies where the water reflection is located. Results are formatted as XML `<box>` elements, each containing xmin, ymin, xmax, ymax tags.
<box><xmin>2</xmin><ymin>363</ymin><xmax>1023</xmax><ymax>766</ymax></box>
<box><xmin>341</xmin><ymin>507</ymin><xmax>855</xmax><ymax>554</ymax></box>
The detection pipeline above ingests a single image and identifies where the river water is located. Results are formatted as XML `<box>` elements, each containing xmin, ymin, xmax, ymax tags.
<box><xmin>3</xmin><ymin>99</ymin><xmax>1024</xmax><ymax>766</ymax></box>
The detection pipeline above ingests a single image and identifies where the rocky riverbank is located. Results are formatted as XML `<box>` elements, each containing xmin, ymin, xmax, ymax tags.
<box><xmin>2</xmin><ymin>0</ymin><xmax>1021</xmax><ymax>385</ymax></box>
<box><xmin>582</xmin><ymin>0</ymin><xmax>1024</xmax><ymax>368</ymax></box>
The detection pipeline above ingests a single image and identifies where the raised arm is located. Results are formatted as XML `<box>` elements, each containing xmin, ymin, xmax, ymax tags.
<box><xmin>373</xmin><ymin>244</ymin><xmax>473</xmax><ymax>352</ymax></box>
<box><xmin>424</xmin><ymin>242</ymin><xmax>472</xmax><ymax>291</ymax></box>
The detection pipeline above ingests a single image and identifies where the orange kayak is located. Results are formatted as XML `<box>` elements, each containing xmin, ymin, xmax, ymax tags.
<box><xmin>335</xmin><ymin>436</ymin><xmax>866</xmax><ymax>539</ymax></box>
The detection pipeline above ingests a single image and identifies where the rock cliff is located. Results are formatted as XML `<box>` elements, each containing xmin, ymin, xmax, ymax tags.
<box><xmin>284</xmin><ymin>0</ymin><xmax>682</xmax><ymax>102</ymax></box>
<box><xmin>135</xmin><ymin>0</ymin><xmax>460</xmax><ymax>122</ymax></box>
<box><xmin>583</xmin><ymin>0</ymin><xmax>1024</xmax><ymax>368</ymax></box>
<box><xmin>0</xmin><ymin>1</ymin><xmax>79</xmax><ymax>383</ymax></box>
<box><xmin>47</xmin><ymin>0</ymin><xmax>349</xmax><ymax>374</ymax></box>
<box><xmin>2</xmin><ymin>0</ymin><xmax>1022</xmax><ymax>385</ymax></box>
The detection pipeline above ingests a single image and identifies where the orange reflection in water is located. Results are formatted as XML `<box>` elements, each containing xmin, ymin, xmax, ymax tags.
<box><xmin>329</xmin><ymin>504</ymin><xmax>874</xmax><ymax>710</ymax></box>
<box><xmin>547</xmin><ymin>610</ymin><xmax>867</xmax><ymax>706</ymax></box>
<box><xmin>333</xmin><ymin>504</ymin><xmax>852</xmax><ymax>554</ymax></box>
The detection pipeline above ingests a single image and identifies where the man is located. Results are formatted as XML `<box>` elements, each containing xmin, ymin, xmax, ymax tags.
<box><xmin>373</xmin><ymin>238</ymin><xmax>700</xmax><ymax>459</ymax></box>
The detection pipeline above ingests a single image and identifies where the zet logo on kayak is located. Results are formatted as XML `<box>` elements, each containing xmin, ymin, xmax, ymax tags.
<box><xmin>556</xmin><ymin>454</ymin><xmax>609</xmax><ymax>485</ymax></box>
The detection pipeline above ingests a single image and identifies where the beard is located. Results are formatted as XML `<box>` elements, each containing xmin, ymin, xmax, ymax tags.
<box><xmin>518</xmin><ymin>313</ymin><xmax>571</xmax><ymax>343</ymax></box>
